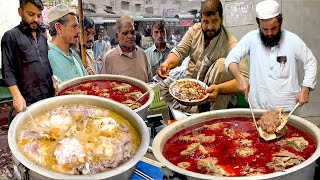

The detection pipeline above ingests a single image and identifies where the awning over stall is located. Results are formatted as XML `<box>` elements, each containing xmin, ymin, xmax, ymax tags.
<box><xmin>176</xmin><ymin>14</ymin><xmax>195</xmax><ymax>27</ymax></box>
<box><xmin>93</xmin><ymin>19</ymin><xmax>116</xmax><ymax>25</ymax></box>
<box><xmin>132</xmin><ymin>16</ymin><xmax>179</xmax><ymax>24</ymax></box>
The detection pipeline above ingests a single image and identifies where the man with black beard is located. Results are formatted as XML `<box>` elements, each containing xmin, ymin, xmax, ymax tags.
<box><xmin>225</xmin><ymin>0</ymin><xmax>317</xmax><ymax>112</ymax></box>
<box><xmin>1</xmin><ymin>0</ymin><xmax>57</xmax><ymax>112</ymax></box>
<box><xmin>157</xmin><ymin>0</ymin><xmax>249</xmax><ymax>113</ymax></box>
<box><xmin>83</xmin><ymin>16</ymin><xmax>96</xmax><ymax>74</ymax></box>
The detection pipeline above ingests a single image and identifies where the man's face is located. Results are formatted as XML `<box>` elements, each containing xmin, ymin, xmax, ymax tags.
<box><xmin>259</xmin><ymin>17</ymin><xmax>282</xmax><ymax>48</ymax></box>
<box><xmin>116</xmin><ymin>21</ymin><xmax>136</xmax><ymax>51</ymax></box>
<box><xmin>98</xmin><ymin>35</ymin><xmax>104</xmax><ymax>42</ymax></box>
<box><xmin>18</xmin><ymin>2</ymin><xmax>42</xmax><ymax>31</ymax></box>
<box><xmin>85</xmin><ymin>27</ymin><xmax>95</xmax><ymax>49</ymax></box>
<box><xmin>201</xmin><ymin>13</ymin><xmax>222</xmax><ymax>39</ymax></box>
<box><xmin>152</xmin><ymin>26</ymin><xmax>166</xmax><ymax>44</ymax></box>
<box><xmin>58</xmin><ymin>15</ymin><xmax>80</xmax><ymax>46</ymax></box>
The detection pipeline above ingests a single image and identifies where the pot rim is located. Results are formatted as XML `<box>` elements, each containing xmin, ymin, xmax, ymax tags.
<box><xmin>152</xmin><ymin>108</ymin><xmax>320</xmax><ymax>180</ymax></box>
<box><xmin>57</xmin><ymin>74</ymin><xmax>154</xmax><ymax>113</ymax></box>
<box><xmin>8</xmin><ymin>95</ymin><xmax>150</xmax><ymax>179</ymax></box>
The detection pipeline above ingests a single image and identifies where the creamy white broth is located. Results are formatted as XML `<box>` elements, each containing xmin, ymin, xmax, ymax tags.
<box><xmin>17</xmin><ymin>104</ymin><xmax>140</xmax><ymax>175</ymax></box>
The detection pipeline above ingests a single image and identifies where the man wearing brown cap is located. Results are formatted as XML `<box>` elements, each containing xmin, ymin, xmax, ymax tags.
<box><xmin>225</xmin><ymin>0</ymin><xmax>317</xmax><ymax>112</ymax></box>
<box><xmin>47</xmin><ymin>4</ymin><xmax>88</xmax><ymax>83</ymax></box>
<box><xmin>1</xmin><ymin>0</ymin><xmax>57</xmax><ymax>112</ymax></box>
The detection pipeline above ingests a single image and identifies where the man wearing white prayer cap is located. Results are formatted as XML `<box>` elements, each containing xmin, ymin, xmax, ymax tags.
<box><xmin>225</xmin><ymin>0</ymin><xmax>317</xmax><ymax>112</ymax></box>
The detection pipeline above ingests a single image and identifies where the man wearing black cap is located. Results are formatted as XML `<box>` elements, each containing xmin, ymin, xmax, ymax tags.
<box><xmin>225</xmin><ymin>0</ymin><xmax>317</xmax><ymax>112</ymax></box>
<box><xmin>1</xmin><ymin>0</ymin><xmax>57</xmax><ymax>112</ymax></box>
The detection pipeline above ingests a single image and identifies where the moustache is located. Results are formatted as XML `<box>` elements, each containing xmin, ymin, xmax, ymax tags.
<box><xmin>87</xmin><ymin>40</ymin><xmax>93</xmax><ymax>43</ymax></box>
<box><xmin>30</xmin><ymin>22</ymin><xmax>39</xmax><ymax>26</ymax></box>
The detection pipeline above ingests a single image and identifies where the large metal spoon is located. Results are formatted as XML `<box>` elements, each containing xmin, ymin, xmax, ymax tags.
<box><xmin>247</xmin><ymin>97</ymin><xmax>258</xmax><ymax>131</ymax></box>
<box><xmin>23</xmin><ymin>107</ymin><xmax>36</xmax><ymax>127</ymax></box>
<box><xmin>134</xmin><ymin>83</ymin><xmax>159</xmax><ymax>103</ymax></box>
<box><xmin>275</xmin><ymin>102</ymin><xmax>300</xmax><ymax>138</ymax></box>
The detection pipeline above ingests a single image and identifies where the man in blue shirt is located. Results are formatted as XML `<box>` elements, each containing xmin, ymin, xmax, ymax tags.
<box><xmin>47</xmin><ymin>4</ymin><xmax>88</xmax><ymax>83</ymax></box>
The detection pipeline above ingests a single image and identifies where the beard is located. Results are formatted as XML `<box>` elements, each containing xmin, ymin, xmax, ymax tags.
<box><xmin>22</xmin><ymin>17</ymin><xmax>39</xmax><ymax>32</ymax></box>
<box><xmin>260</xmin><ymin>29</ymin><xmax>282</xmax><ymax>48</ymax></box>
<box><xmin>203</xmin><ymin>26</ymin><xmax>221</xmax><ymax>40</ymax></box>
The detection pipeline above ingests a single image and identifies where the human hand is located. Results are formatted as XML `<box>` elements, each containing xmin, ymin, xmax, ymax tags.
<box><xmin>236</xmin><ymin>76</ymin><xmax>250</xmax><ymax>100</ymax></box>
<box><xmin>85</xmin><ymin>66</ymin><xmax>94</xmax><ymax>75</ymax></box>
<box><xmin>13</xmin><ymin>94</ymin><xmax>26</xmax><ymax>112</ymax></box>
<box><xmin>52</xmin><ymin>78</ymin><xmax>59</xmax><ymax>96</ymax></box>
<box><xmin>157</xmin><ymin>62</ymin><xmax>170</xmax><ymax>79</ymax></box>
<box><xmin>296</xmin><ymin>87</ymin><xmax>310</xmax><ymax>107</ymax></box>
<box><xmin>205</xmin><ymin>84</ymin><xmax>221</xmax><ymax>102</ymax></box>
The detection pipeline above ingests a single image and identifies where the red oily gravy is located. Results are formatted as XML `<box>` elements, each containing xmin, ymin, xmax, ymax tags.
<box><xmin>58</xmin><ymin>80</ymin><xmax>148</xmax><ymax>109</ymax></box>
<box><xmin>163</xmin><ymin>117</ymin><xmax>316</xmax><ymax>176</ymax></box>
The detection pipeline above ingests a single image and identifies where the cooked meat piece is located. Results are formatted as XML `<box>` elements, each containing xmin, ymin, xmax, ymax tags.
<box><xmin>180</xmin><ymin>143</ymin><xmax>209</xmax><ymax>155</ymax></box>
<box><xmin>257</xmin><ymin>109</ymin><xmax>288</xmax><ymax>134</ymax></box>
<box><xmin>177</xmin><ymin>162</ymin><xmax>191</xmax><ymax>169</ymax></box>
<box><xmin>235</xmin><ymin>139</ymin><xmax>252</xmax><ymax>147</ymax></box>
<box><xmin>240</xmin><ymin>165</ymin><xmax>265</xmax><ymax>176</ymax></box>
<box><xmin>223</xmin><ymin>128</ymin><xmax>235</xmax><ymax>138</ymax></box>
<box><xmin>123</xmin><ymin>99</ymin><xmax>142</xmax><ymax>110</ymax></box>
<box><xmin>198</xmin><ymin>144</ymin><xmax>209</xmax><ymax>154</ymax></box>
<box><xmin>235</xmin><ymin>147</ymin><xmax>255</xmax><ymax>157</ymax></box>
<box><xmin>172</xmin><ymin>81</ymin><xmax>206</xmax><ymax>101</ymax></box>
<box><xmin>178</xmin><ymin>134</ymin><xmax>216</xmax><ymax>143</ymax></box>
<box><xmin>101</xmin><ymin>92</ymin><xmax>110</xmax><ymax>98</ymax></box>
<box><xmin>93</xmin><ymin>117</ymin><xmax>119</xmax><ymax>131</ymax></box>
<box><xmin>65</xmin><ymin>125</ymin><xmax>79</xmax><ymax>137</ymax></box>
<box><xmin>276</xmin><ymin>137</ymin><xmax>309</xmax><ymax>152</ymax></box>
<box><xmin>181</xmin><ymin>143</ymin><xmax>200</xmax><ymax>155</ymax></box>
<box><xmin>198</xmin><ymin>123</ymin><xmax>222</xmax><ymax>131</ymax></box>
<box><xmin>197</xmin><ymin>157</ymin><xmax>227</xmax><ymax>176</ymax></box>
<box><xmin>267</xmin><ymin>150</ymin><xmax>305</xmax><ymax>171</ymax></box>
<box><xmin>125</xmin><ymin>91</ymin><xmax>143</xmax><ymax>99</ymax></box>
<box><xmin>64</xmin><ymin>90</ymin><xmax>88</xmax><ymax>95</ymax></box>
<box><xmin>54</xmin><ymin>138</ymin><xmax>86</xmax><ymax>165</ymax></box>
<box><xmin>112</xmin><ymin>83</ymin><xmax>131</xmax><ymax>92</ymax></box>
<box><xmin>239</xmin><ymin>132</ymin><xmax>251</xmax><ymax>138</ymax></box>
<box><xmin>80</xmin><ymin>83</ymin><xmax>91</xmax><ymax>88</ymax></box>
<box><xmin>80</xmin><ymin>136</ymin><xmax>133</xmax><ymax>174</ymax></box>
<box><xmin>92</xmin><ymin>86</ymin><xmax>101</xmax><ymax>92</ymax></box>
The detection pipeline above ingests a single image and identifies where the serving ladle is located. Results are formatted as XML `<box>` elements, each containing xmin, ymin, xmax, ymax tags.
<box><xmin>247</xmin><ymin>97</ymin><xmax>258</xmax><ymax>131</ymax></box>
<box><xmin>134</xmin><ymin>83</ymin><xmax>159</xmax><ymax>103</ymax></box>
<box><xmin>23</xmin><ymin>107</ymin><xmax>36</xmax><ymax>127</ymax></box>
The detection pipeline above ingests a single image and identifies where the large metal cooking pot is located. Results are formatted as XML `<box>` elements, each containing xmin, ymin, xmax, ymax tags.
<box><xmin>8</xmin><ymin>95</ymin><xmax>150</xmax><ymax>179</ymax></box>
<box><xmin>152</xmin><ymin>109</ymin><xmax>320</xmax><ymax>180</ymax></box>
<box><xmin>57</xmin><ymin>74</ymin><xmax>154</xmax><ymax>121</ymax></box>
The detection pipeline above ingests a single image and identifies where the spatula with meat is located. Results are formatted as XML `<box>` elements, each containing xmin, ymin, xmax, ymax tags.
<box><xmin>257</xmin><ymin>109</ymin><xmax>288</xmax><ymax>141</ymax></box>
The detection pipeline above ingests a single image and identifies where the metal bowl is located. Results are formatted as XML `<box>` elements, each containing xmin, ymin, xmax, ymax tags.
<box><xmin>152</xmin><ymin>109</ymin><xmax>320</xmax><ymax>180</ymax></box>
<box><xmin>8</xmin><ymin>95</ymin><xmax>150</xmax><ymax>179</ymax></box>
<box><xmin>169</xmin><ymin>78</ymin><xmax>209</xmax><ymax>106</ymax></box>
<box><xmin>57</xmin><ymin>74</ymin><xmax>154</xmax><ymax>120</ymax></box>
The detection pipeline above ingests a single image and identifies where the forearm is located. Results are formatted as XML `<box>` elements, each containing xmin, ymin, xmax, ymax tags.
<box><xmin>163</xmin><ymin>53</ymin><xmax>180</xmax><ymax>69</ymax></box>
<box><xmin>228</xmin><ymin>62</ymin><xmax>244</xmax><ymax>81</ymax></box>
<box><xmin>8</xmin><ymin>85</ymin><xmax>22</xmax><ymax>99</ymax></box>
<box><xmin>216</xmin><ymin>79</ymin><xmax>242</xmax><ymax>95</ymax></box>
